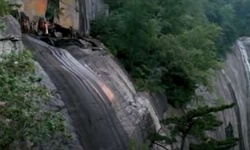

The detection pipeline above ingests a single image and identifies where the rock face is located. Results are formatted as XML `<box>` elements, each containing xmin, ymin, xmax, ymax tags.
<box><xmin>215</xmin><ymin>38</ymin><xmax>250</xmax><ymax>150</ymax></box>
<box><xmin>34</xmin><ymin>62</ymin><xmax>83</xmax><ymax>150</ymax></box>
<box><xmin>9</xmin><ymin>0</ymin><xmax>48</xmax><ymax>21</ymax></box>
<box><xmin>9</xmin><ymin>0</ymin><xmax>107</xmax><ymax>34</ymax></box>
<box><xmin>57</xmin><ymin>0</ymin><xmax>108</xmax><ymax>34</ymax></box>
<box><xmin>57</xmin><ymin>0</ymin><xmax>79</xmax><ymax>29</ymax></box>
<box><xmin>22</xmin><ymin>36</ymin><xmax>157</xmax><ymax>150</ymax></box>
<box><xmin>78</xmin><ymin>0</ymin><xmax>108</xmax><ymax>35</ymax></box>
<box><xmin>0</xmin><ymin>15</ymin><xmax>23</xmax><ymax>54</ymax></box>
<box><xmin>199</xmin><ymin>38</ymin><xmax>250</xmax><ymax>150</ymax></box>
<box><xmin>8</xmin><ymin>0</ymin><xmax>250</xmax><ymax>149</ymax></box>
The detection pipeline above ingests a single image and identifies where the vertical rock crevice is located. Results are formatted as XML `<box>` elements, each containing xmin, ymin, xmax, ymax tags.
<box><xmin>221</xmin><ymin>70</ymin><xmax>245</xmax><ymax>150</ymax></box>
<box><xmin>78</xmin><ymin>0</ymin><xmax>90</xmax><ymax>35</ymax></box>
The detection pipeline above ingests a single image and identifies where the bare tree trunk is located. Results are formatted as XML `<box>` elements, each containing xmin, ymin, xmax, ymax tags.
<box><xmin>180</xmin><ymin>134</ymin><xmax>187</xmax><ymax>150</ymax></box>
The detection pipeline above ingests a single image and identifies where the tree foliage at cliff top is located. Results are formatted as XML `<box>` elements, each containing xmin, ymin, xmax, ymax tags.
<box><xmin>91</xmin><ymin>0</ymin><xmax>250</xmax><ymax>107</ymax></box>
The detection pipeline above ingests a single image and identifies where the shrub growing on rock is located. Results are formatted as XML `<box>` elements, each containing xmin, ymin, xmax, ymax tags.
<box><xmin>0</xmin><ymin>50</ymin><xmax>66</xmax><ymax>149</ymax></box>
<box><xmin>149</xmin><ymin>103</ymin><xmax>239</xmax><ymax>150</ymax></box>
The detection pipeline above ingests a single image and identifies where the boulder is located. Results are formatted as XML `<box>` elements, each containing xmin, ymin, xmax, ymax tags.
<box><xmin>0</xmin><ymin>15</ymin><xmax>23</xmax><ymax>54</ymax></box>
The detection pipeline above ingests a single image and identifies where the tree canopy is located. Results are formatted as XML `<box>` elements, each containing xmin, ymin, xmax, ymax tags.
<box><xmin>91</xmin><ymin>0</ymin><xmax>250</xmax><ymax>107</ymax></box>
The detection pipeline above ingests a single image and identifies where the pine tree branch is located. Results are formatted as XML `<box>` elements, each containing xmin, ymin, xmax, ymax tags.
<box><xmin>153</xmin><ymin>142</ymin><xmax>169</xmax><ymax>150</ymax></box>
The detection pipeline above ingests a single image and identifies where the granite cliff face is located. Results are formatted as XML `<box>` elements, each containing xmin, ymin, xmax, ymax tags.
<box><xmin>214</xmin><ymin>38</ymin><xmax>250</xmax><ymax>150</ymax></box>
<box><xmin>9</xmin><ymin>0</ymin><xmax>106</xmax><ymax>34</ymax></box>
<box><xmin>161</xmin><ymin>38</ymin><xmax>250</xmax><ymax>150</ymax></box>
<box><xmin>9</xmin><ymin>0</ymin><xmax>48</xmax><ymax>21</ymax></box>
<box><xmin>1</xmin><ymin>13</ymin><xmax>157</xmax><ymax>150</ymax></box>
<box><xmin>0</xmin><ymin>15</ymin><xmax>23</xmax><ymax>54</ymax></box>
<box><xmin>5</xmin><ymin>0</ymin><xmax>250</xmax><ymax>149</ymax></box>
<box><xmin>22</xmin><ymin>35</ymin><xmax>158</xmax><ymax>150</ymax></box>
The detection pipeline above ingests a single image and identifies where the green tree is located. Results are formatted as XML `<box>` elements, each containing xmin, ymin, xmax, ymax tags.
<box><xmin>0</xmin><ymin>0</ymin><xmax>11</xmax><ymax>16</ymax></box>
<box><xmin>0</xmin><ymin>50</ymin><xmax>66</xmax><ymax>149</ymax></box>
<box><xmin>92</xmin><ymin>0</ymin><xmax>222</xmax><ymax>107</ymax></box>
<box><xmin>149</xmin><ymin>103</ymin><xmax>238</xmax><ymax>150</ymax></box>
<box><xmin>204</xmin><ymin>0</ymin><xmax>238</xmax><ymax>56</ymax></box>
<box><xmin>203</xmin><ymin>0</ymin><xmax>250</xmax><ymax>56</ymax></box>
<box><xmin>158</xmin><ymin>24</ymin><xmax>221</xmax><ymax>106</ymax></box>
<box><xmin>233</xmin><ymin>0</ymin><xmax>250</xmax><ymax>36</ymax></box>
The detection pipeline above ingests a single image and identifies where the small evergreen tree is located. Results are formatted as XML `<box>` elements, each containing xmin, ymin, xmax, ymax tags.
<box><xmin>149</xmin><ymin>103</ymin><xmax>238</xmax><ymax>150</ymax></box>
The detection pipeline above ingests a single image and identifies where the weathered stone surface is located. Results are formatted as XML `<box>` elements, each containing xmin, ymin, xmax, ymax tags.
<box><xmin>9</xmin><ymin>0</ymin><xmax>48</xmax><ymax>21</ymax></box>
<box><xmin>57</xmin><ymin>0</ymin><xmax>79</xmax><ymax>30</ymax></box>
<box><xmin>7</xmin><ymin>1</ymin><xmax>250</xmax><ymax>148</ymax></box>
<box><xmin>0</xmin><ymin>15</ymin><xmax>23</xmax><ymax>54</ymax></box>
<box><xmin>34</xmin><ymin>62</ymin><xmax>83</xmax><ymax>150</ymax></box>
<box><xmin>218</xmin><ymin>38</ymin><xmax>250</xmax><ymax>150</ymax></box>
<box><xmin>10</xmin><ymin>0</ymin><xmax>107</xmax><ymax>34</ymax></box>
<box><xmin>78</xmin><ymin>0</ymin><xmax>108</xmax><ymax>35</ymax></box>
<box><xmin>22</xmin><ymin>35</ymin><xmax>158</xmax><ymax>150</ymax></box>
<box><xmin>88</xmin><ymin>0</ymin><xmax>108</xmax><ymax>20</ymax></box>
<box><xmin>195</xmin><ymin>39</ymin><xmax>250</xmax><ymax>150</ymax></box>
<box><xmin>64</xmin><ymin>44</ymin><xmax>155</xmax><ymax>137</ymax></box>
